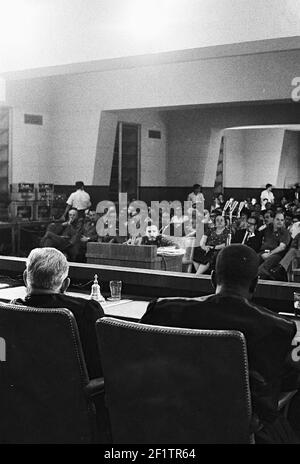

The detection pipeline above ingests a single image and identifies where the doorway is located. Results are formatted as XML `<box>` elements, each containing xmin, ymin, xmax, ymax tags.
<box><xmin>109</xmin><ymin>122</ymin><xmax>140</xmax><ymax>202</ymax></box>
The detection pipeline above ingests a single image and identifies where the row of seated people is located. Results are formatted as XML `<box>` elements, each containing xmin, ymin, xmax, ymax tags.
<box><xmin>10</xmin><ymin>245</ymin><xmax>300</xmax><ymax>443</ymax></box>
<box><xmin>40</xmin><ymin>208</ymin><xmax>181</xmax><ymax>262</ymax></box>
<box><xmin>193</xmin><ymin>209</ymin><xmax>300</xmax><ymax>281</ymax></box>
<box><xmin>39</xmin><ymin>205</ymin><xmax>300</xmax><ymax>281</ymax></box>
<box><xmin>40</xmin><ymin>208</ymin><xmax>98</xmax><ymax>262</ymax></box>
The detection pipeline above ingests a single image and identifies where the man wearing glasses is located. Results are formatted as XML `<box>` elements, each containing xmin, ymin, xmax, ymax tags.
<box><xmin>232</xmin><ymin>216</ymin><xmax>262</xmax><ymax>252</ymax></box>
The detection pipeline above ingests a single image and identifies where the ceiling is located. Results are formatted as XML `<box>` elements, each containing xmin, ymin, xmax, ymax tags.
<box><xmin>1</xmin><ymin>0</ymin><xmax>300</xmax><ymax>75</ymax></box>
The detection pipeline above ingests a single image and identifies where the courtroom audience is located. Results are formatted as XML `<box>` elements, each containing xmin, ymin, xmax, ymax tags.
<box><xmin>258</xmin><ymin>209</ymin><xmax>274</xmax><ymax>232</ymax></box>
<box><xmin>269</xmin><ymin>231</ymin><xmax>300</xmax><ymax>281</ymax></box>
<box><xmin>232</xmin><ymin>215</ymin><xmax>262</xmax><ymax>253</ymax></box>
<box><xmin>140</xmin><ymin>244</ymin><xmax>300</xmax><ymax>443</ymax></box>
<box><xmin>17</xmin><ymin>181</ymin><xmax>300</xmax><ymax>281</ymax></box>
<box><xmin>140</xmin><ymin>224</ymin><xmax>178</xmax><ymax>248</ymax></box>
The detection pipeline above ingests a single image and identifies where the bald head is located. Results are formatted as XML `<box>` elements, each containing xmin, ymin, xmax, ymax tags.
<box><xmin>215</xmin><ymin>244</ymin><xmax>259</xmax><ymax>288</ymax></box>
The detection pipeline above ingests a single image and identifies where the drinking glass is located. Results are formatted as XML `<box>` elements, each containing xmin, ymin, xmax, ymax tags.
<box><xmin>109</xmin><ymin>280</ymin><xmax>122</xmax><ymax>300</ymax></box>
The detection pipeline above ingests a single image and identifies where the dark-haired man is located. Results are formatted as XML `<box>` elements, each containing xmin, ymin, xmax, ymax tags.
<box><xmin>232</xmin><ymin>216</ymin><xmax>262</xmax><ymax>252</ymax></box>
<box><xmin>140</xmin><ymin>244</ymin><xmax>300</xmax><ymax>443</ymax></box>
<box><xmin>258</xmin><ymin>209</ymin><xmax>274</xmax><ymax>232</ymax></box>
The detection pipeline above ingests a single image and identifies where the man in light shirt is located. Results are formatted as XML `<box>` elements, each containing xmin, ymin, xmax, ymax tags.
<box><xmin>187</xmin><ymin>184</ymin><xmax>205</xmax><ymax>208</ymax></box>
<box><xmin>63</xmin><ymin>181</ymin><xmax>91</xmax><ymax>220</ymax></box>
<box><xmin>260</xmin><ymin>183</ymin><xmax>275</xmax><ymax>211</ymax></box>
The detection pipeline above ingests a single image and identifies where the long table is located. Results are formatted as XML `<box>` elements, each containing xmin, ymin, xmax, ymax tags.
<box><xmin>0</xmin><ymin>255</ymin><xmax>300</xmax><ymax>313</ymax></box>
<box><xmin>0</xmin><ymin>285</ymin><xmax>149</xmax><ymax>321</ymax></box>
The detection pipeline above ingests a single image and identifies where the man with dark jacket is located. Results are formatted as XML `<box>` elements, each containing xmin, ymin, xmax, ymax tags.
<box><xmin>12</xmin><ymin>247</ymin><xmax>103</xmax><ymax>378</ymax></box>
<box><xmin>140</xmin><ymin>244</ymin><xmax>300</xmax><ymax>443</ymax></box>
<box><xmin>258</xmin><ymin>212</ymin><xmax>291</xmax><ymax>279</ymax></box>
<box><xmin>41</xmin><ymin>209</ymin><xmax>83</xmax><ymax>261</ymax></box>
<box><xmin>232</xmin><ymin>216</ymin><xmax>262</xmax><ymax>252</ymax></box>
<box><xmin>12</xmin><ymin>247</ymin><xmax>111</xmax><ymax>442</ymax></box>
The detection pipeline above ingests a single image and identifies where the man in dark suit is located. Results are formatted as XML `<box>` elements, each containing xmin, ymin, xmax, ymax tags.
<box><xmin>140</xmin><ymin>244</ymin><xmax>300</xmax><ymax>443</ymax></box>
<box><xmin>232</xmin><ymin>216</ymin><xmax>262</xmax><ymax>252</ymax></box>
<box><xmin>11</xmin><ymin>247</ymin><xmax>111</xmax><ymax>442</ymax></box>
<box><xmin>13</xmin><ymin>247</ymin><xmax>103</xmax><ymax>378</ymax></box>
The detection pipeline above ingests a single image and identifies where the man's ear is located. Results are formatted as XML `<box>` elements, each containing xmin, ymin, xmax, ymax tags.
<box><xmin>23</xmin><ymin>270</ymin><xmax>28</xmax><ymax>287</ymax></box>
<box><xmin>61</xmin><ymin>277</ymin><xmax>70</xmax><ymax>293</ymax></box>
<box><xmin>249</xmin><ymin>276</ymin><xmax>258</xmax><ymax>294</ymax></box>
<box><xmin>211</xmin><ymin>270</ymin><xmax>216</xmax><ymax>290</ymax></box>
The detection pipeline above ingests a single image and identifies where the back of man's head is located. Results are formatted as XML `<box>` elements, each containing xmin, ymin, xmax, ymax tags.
<box><xmin>215</xmin><ymin>244</ymin><xmax>259</xmax><ymax>289</ymax></box>
<box><xmin>75</xmin><ymin>181</ymin><xmax>84</xmax><ymax>189</ymax></box>
<box><xmin>26</xmin><ymin>247</ymin><xmax>69</xmax><ymax>292</ymax></box>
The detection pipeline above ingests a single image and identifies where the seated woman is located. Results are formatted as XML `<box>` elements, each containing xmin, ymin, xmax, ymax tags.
<box><xmin>40</xmin><ymin>209</ymin><xmax>83</xmax><ymax>261</ymax></box>
<box><xmin>193</xmin><ymin>214</ymin><xmax>229</xmax><ymax>275</ymax></box>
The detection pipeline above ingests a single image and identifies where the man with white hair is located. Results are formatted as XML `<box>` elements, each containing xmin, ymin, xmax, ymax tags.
<box><xmin>12</xmin><ymin>247</ymin><xmax>112</xmax><ymax>442</ymax></box>
<box><xmin>140</xmin><ymin>245</ymin><xmax>300</xmax><ymax>443</ymax></box>
<box><xmin>12</xmin><ymin>247</ymin><xmax>104</xmax><ymax>379</ymax></box>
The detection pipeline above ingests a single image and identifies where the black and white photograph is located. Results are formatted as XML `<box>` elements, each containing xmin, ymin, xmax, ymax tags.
<box><xmin>1</xmin><ymin>0</ymin><xmax>300</xmax><ymax>448</ymax></box>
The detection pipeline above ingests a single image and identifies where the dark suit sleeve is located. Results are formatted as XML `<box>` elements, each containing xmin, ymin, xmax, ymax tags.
<box><xmin>84</xmin><ymin>298</ymin><xmax>105</xmax><ymax>322</ymax></box>
<box><xmin>79</xmin><ymin>299</ymin><xmax>105</xmax><ymax>378</ymax></box>
<box><xmin>139</xmin><ymin>298</ymin><xmax>159</xmax><ymax>323</ymax></box>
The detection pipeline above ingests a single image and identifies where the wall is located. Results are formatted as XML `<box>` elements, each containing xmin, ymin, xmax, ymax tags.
<box><xmin>165</xmin><ymin>103</ymin><xmax>300</xmax><ymax>188</ymax></box>
<box><xmin>224</xmin><ymin>128</ymin><xmax>285</xmax><ymax>187</ymax></box>
<box><xmin>8</xmin><ymin>77</ymin><xmax>53</xmax><ymax>183</ymax></box>
<box><xmin>4</xmin><ymin>46</ymin><xmax>300</xmax><ymax>186</ymax></box>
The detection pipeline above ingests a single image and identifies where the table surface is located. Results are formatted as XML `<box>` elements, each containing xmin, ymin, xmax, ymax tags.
<box><xmin>0</xmin><ymin>285</ymin><xmax>148</xmax><ymax>320</ymax></box>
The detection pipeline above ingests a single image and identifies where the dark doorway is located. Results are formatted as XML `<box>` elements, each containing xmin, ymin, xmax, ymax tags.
<box><xmin>109</xmin><ymin>122</ymin><xmax>140</xmax><ymax>202</ymax></box>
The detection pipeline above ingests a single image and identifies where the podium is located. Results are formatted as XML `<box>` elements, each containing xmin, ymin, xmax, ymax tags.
<box><xmin>86</xmin><ymin>242</ymin><xmax>183</xmax><ymax>271</ymax></box>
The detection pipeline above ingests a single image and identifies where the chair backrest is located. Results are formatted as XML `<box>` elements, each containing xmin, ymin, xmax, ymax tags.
<box><xmin>0</xmin><ymin>302</ymin><xmax>97</xmax><ymax>444</ymax></box>
<box><xmin>96</xmin><ymin>317</ymin><xmax>253</xmax><ymax>444</ymax></box>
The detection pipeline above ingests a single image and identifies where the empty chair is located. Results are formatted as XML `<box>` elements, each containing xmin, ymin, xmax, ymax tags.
<box><xmin>0</xmin><ymin>302</ymin><xmax>104</xmax><ymax>444</ymax></box>
<box><xmin>96</xmin><ymin>317</ymin><xmax>253</xmax><ymax>444</ymax></box>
